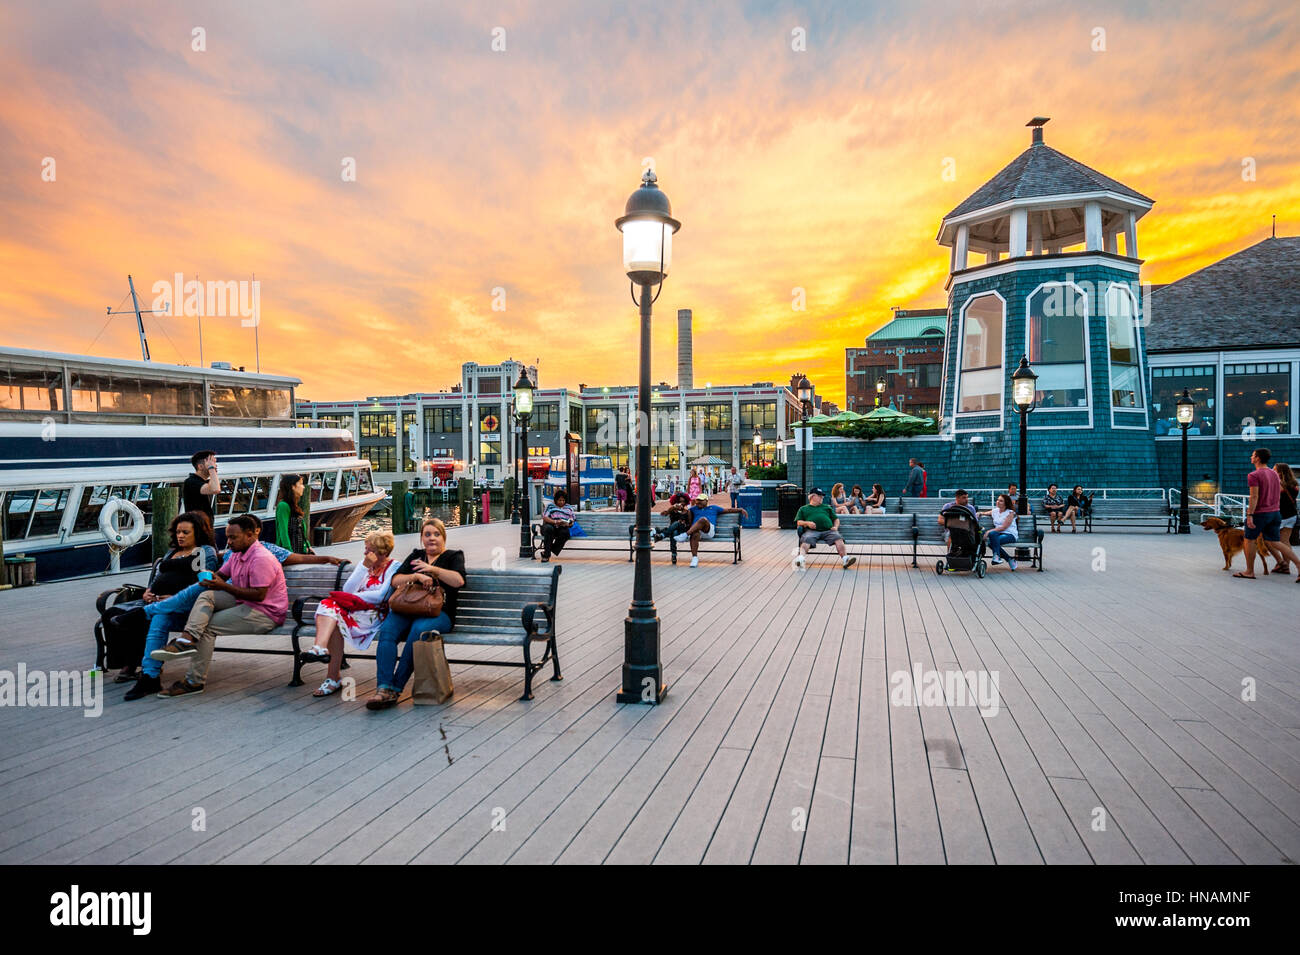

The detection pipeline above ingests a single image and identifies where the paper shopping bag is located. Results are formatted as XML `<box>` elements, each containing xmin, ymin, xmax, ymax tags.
<box><xmin>411</xmin><ymin>632</ymin><xmax>454</xmax><ymax>705</ymax></box>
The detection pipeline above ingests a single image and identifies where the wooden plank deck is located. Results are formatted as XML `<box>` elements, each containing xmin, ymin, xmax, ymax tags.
<box><xmin>1</xmin><ymin>518</ymin><xmax>1297</xmax><ymax>865</ymax></box>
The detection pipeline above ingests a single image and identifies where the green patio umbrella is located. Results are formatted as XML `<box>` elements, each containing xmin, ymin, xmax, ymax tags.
<box><xmin>799</xmin><ymin>414</ymin><xmax>833</xmax><ymax>425</ymax></box>
<box><xmin>859</xmin><ymin>406</ymin><xmax>933</xmax><ymax>425</ymax></box>
<box><xmin>831</xmin><ymin>410</ymin><xmax>864</xmax><ymax>422</ymax></box>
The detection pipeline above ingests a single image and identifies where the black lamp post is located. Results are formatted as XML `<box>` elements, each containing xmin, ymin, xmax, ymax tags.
<box><xmin>796</xmin><ymin>375</ymin><xmax>812</xmax><ymax>494</ymax></box>
<box><xmin>1176</xmin><ymin>388</ymin><xmax>1194</xmax><ymax>534</ymax></box>
<box><xmin>513</xmin><ymin>371</ymin><xmax>534</xmax><ymax>558</ymax></box>
<box><xmin>614</xmin><ymin>168</ymin><xmax>680</xmax><ymax>705</ymax></box>
<box><xmin>1011</xmin><ymin>356</ymin><xmax>1037</xmax><ymax>559</ymax></box>
<box><xmin>752</xmin><ymin>428</ymin><xmax>762</xmax><ymax>467</ymax></box>
<box><xmin>875</xmin><ymin>375</ymin><xmax>885</xmax><ymax>409</ymax></box>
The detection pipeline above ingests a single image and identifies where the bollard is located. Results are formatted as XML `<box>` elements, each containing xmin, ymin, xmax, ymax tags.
<box><xmin>457</xmin><ymin>478</ymin><xmax>472</xmax><ymax>526</ymax></box>
<box><xmin>481</xmin><ymin>490</ymin><xmax>491</xmax><ymax>524</ymax></box>
<box><xmin>504</xmin><ymin>476</ymin><xmax>518</xmax><ymax>524</ymax></box>
<box><xmin>151</xmin><ymin>485</ymin><xmax>179</xmax><ymax>562</ymax></box>
<box><xmin>391</xmin><ymin>479</ymin><xmax>408</xmax><ymax>537</ymax></box>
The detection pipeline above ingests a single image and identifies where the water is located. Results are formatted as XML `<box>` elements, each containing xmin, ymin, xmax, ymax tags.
<box><xmin>351</xmin><ymin>502</ymin><xmax>462</xmax><ymax>541</ymax></box>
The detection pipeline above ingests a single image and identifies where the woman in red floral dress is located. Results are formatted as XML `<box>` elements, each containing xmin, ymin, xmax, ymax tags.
<box><xmin>299</xmin><ymin>530</ymin><xmax>398</xmax><ymax>697</ymax></box>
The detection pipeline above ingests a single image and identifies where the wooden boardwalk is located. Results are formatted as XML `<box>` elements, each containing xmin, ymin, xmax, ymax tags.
<box><xmin>1</xmin><ymin>517</ymin><xmax>1297</xmax><ymax>864</ymax></box>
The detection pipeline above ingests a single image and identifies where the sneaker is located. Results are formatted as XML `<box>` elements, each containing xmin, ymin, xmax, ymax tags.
<box><xmin>842</xmin><ymin>556</ymin><xmax>857</xmax><ymax>569</ymax></box>
<box><xmin>151</xmin><ymin>637</ymin><xmax>198</xmax><ymax>661</ymax></box>
<box><xmin>794</xmin><ymin>555</ymin><xmax>806</xmax><ymax>569</ymax></box>
<box><xmin>123</xmin><ymin>674</ymin><xmax>162</xmax><ymax>701</ymax></box>
<box><xmin>689</xmin><ymin>556</ymin><xmax>699</xmax><ymax>568</ymax></box>
<box><xmin>157</xmin><ymin>679</ymin><xmax>204</xmax><ymax>698</ymax></box>
<box><xmin>1007</xmin><ymin>559</ymin><xmax>1018</xmax><ymax>571</ymax></box>
<box><xmin>674</xmin><ymin>533</ymin><xmax>689</xmax><ymax>543</ymax></box>
<box><xmin>989</xmin><ymin>557</ymin><xmax>1003</xmax><ymax>566</ymax></box>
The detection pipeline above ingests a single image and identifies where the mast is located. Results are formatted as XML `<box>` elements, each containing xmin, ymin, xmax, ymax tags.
<box><xmin>127</xmin><ymin>274</ymin><xmax>149</xmax><ymax>361</ymax></box>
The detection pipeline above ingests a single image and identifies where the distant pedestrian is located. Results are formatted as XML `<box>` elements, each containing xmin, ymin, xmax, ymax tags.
<box><xmin>688</xmin><ymin>467</ymin><xmax>702</xmax><ymax>501</ymax></box>
<box><xmin>1236</xmin><ymin>447</ymin><xmax>1300</xmax><ymax>580</ymax></box>
<box><xmin>903</xmin><ymin>458</ymin><xmax>923</xmax><ymax>497</ymax></box>
<box><xmin>183</xmin><ymin>450</ymin><xmax>220</xmax><ymax>520</ymax></box>
<box><xmin>727</xmin><ymin>466</ymin><xmax>746</xmax><ymax>507</ymax></box>
<box><xmin>919</xmin><ymin>461</ymin><xmax>928</xmax><ymax>497</ymax></box>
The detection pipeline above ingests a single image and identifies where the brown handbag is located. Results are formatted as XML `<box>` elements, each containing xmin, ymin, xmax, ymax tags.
<box><xmin>387</xmin><ymin>573</ymin><xmax>445</xmax><ymax>618</ymax></box>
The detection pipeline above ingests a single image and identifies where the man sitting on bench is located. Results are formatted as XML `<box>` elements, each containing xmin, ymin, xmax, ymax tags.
<box><xmin>793</xmin><ymin>488</ymin><xmax>856</xmax><ymax>570</ymax></box>
<box><xmin>676</xmin><ymin>493</ymin><xmax>746</xmax><ymax>568</ymax></box>
<box><xmin>150</xmin><ymin>513</ymin><xmax>288</xmax><ymax>698</ymax></box>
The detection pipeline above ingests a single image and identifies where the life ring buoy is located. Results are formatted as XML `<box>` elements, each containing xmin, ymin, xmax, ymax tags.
<box><xmin>99</xmin><ymin>497</ymin><xmax>145</xmax><ymax>548</ymax></box>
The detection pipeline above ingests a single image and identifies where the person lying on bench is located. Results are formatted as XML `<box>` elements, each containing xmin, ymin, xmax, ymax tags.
<box><xmin>539</xmin><ymin>489</ymin><xmax>576</xmax><ymax>562</ymax></box>
<box><xmin>149</xmin><ymin>513</ymin><xmax>289</xmax><ymax>698</ymax></box>
<box><xmin>793</xmin><ymin>488</ymin><xmax>856</xmax><ymax>570</ymax></box>
<box><xmin>677</xmin><ymin>493</ymin><xmax>746</xmax><ymax>568</ymax></box>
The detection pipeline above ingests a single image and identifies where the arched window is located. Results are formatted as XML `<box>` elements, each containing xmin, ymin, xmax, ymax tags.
<box><xmin>1026</xmin><ymin>283</ymin><xmax>1088</xmax><ymax>408</ymax></box>
<box><xmin>1106</xmin><ymin>284</ymin><xmax>1144</xmax><ymax>408</ymax></box>
<box><xmin>958</xmin><ymin>293</ymin><xmax>1004</xmax><ymax>414</ymax></box>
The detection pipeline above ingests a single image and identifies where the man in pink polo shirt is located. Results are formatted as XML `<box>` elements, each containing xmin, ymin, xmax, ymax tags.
<box><xmin>151</xmin><ymin>513</ymin><xmax>288</xmax><ymax>696</ymax></box>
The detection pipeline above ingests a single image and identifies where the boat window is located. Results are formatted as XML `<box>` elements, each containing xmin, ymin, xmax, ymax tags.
<box><xmin>0</xmin><ymin>366</ymin><xmax>64</xmax><ymax>411</ymax></box>
<box><xmin>231</xmin><ymin>477</ymin><xmax>255</xmax><ymax>514</ymax></box>
<box><xmin>308</xmin><ymin>472</ymin><xmax>324</xmax><ymax>503</ymax></box>
<box><xmin>342</xmin><ymin>470</ymin><xmax>359</xmax><ymax>497</ymax></box>
<box><xmin>74</xmin><ymin>485</ymin><xmax>112</xmax><ymax>533</ymax></box>
<box><xmin>215</xmin><ymin>478</ymin><xmax>236</xmax><ymax>514</ymax></box>
<box><xmin>4</xmin><ymin>489</ymin><xmax>37</xmax><ymax>539</ymax></box>
<box><xmin>208</xmin><ymin>385</ymin><xmax>292</xmax><ymax>419</ymax></box>
<box><xmin>29</xmin><ymin>488</ymin><xmax>72</xmax><ymax>537</ymax></box>
<box><xmin>252</xmin><ymin>477</ymin><xmax>272</xmax><ymax>511</ymax></box>
<box><xmin>135</xmin><ymin>483</ymin><xmax>165</xmax><ymax>525</ymax></box>
<box><xmin>357</xmin><ymin>468</ymin><xmax>374</xmax><ymax>493</ymax></box>
<box><xmin>322</xmin><ymin>470</ymin><xmax>338</xmax><ymax>500</ymax></box>
<box><xmin>69</xmin><ymin>374</ymin><xmax>202</xmax><ymax>416</ymax></box>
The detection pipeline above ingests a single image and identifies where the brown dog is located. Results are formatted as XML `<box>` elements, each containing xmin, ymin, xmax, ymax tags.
<box><xmin>1202</xmin><ymin>516</ymin><xmax>1274</xmax><ymax>573</ymax></box>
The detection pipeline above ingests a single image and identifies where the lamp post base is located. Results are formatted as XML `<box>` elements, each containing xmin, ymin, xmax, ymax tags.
<box><xmin>617</xmin><ymin>612</ymin><xmax>667</xmax><ymax>704</ymax></box>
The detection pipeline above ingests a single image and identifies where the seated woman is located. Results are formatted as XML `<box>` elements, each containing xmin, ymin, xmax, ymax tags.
<box><xmin>1042</xmin><ymin>483</ymin><xmax>1067</xmax><ymax>532</ymax></box>
<box><xmin>366</xmin><ymin>518</ymin><xmax>465</xmax><ymax>710</ymax></box>
<box><xmin>1063</xmin><ymin>485</ymin><xmax>1087</xmax><ymax>533</ymax></box>
<box><xmin>540</xmin><ymin>489</ymin><xmax>577</xmax><ymax>561</ymax></box>
<box><xmin>300</xmin><ymin>530</ymin><xmax>398</xmax><ymax>697</ymax></box>
<box><xmin>847</xmin><ymin>485</ymin><xmax>868</xmax><ymax>514</ymax></box>
<box><xmin>275</xmin><ymin>473</ymin><xmax>313</xmax><ymax>554</ymax></box>
<box><xmin>830</xmin><ymin>483</ymin><xmax>851</xmax><ymax>514</ymax></box>
<box><xmin>864</xmin><ymin>483</ymin><xmax>886</xmax><ymax>515</ymax></box>
<box><xmin>123</xmin><ymin>512</ymin><xmax>220</xmax><ymax>700</ymax></box>
<box><xmin>980</xmin><ymin>493</ymin><xmax>1020</xmax><ymax>570</ymax></box>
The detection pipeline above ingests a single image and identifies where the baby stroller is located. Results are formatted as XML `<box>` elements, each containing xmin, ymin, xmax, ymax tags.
<box><xmin>935</xmin><ymin>506</ymin><xmax>987</xmax><ymax>578</ymax></box>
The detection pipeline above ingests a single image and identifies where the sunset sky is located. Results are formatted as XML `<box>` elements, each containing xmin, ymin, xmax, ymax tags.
<box><xmin>1</xmin><ymin>0</ymin><xmax>1296</xmax><ymax>406</ymax></box>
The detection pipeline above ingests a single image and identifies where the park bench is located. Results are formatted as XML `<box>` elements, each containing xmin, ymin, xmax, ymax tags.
<box><xmin>1081</xmin><ymin>498</ymin><xmax>1173</xmax><ymax>532</ymax></box>
<box><xmin>667</xmin><ymin>511</ymin><xmax>743</xmax><ymax>564</ymax></box>
<box><xmin>914</xmin><ymin>512</ymin><xmax>1045</xmax><ymax>571</ymax></box>
<box><xmin>287</xmin><ymin>563</ymin><xmax>564</xmax><ymax>700</ymax></box>
<box><xmin>795</xmin><ymin>514</ymin><xmax>918</xmax><ymax>564</ymax></box>
<box><xmin>528</xmin><ymin>511</ymin><xmax>671</xmax><ymax>561</ymax></box>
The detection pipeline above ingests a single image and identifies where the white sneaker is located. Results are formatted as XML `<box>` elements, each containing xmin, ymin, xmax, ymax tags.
<box><xmin>989</xmin><ymin>557</ymin><xmax>1003</xmax><ymax>565</ymax></box>
<box><xmin>689</xmin><ymin>556</ymin><xmax>699</xmax><ymax>568</ymax></box>
<box><xmin>794</xmin><ymin>555</ymin><xmax>806</xmax><ymax>569</ymax></box>
<box><xmin>674</xmin><ymin>533</ymin><xmax>689</xmax><ymax>543</ymax></box>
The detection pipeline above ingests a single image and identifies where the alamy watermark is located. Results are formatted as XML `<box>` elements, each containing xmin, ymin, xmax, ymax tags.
<box><xmin>890</xmin><ymin>664</ymin><xmax>1000</xmax><ymax>717</ymax></box>
<box><xmin>151</xmin><ymin>273</ymin><xmax>260</xmax><ymax>327</ymax></box>
<box><xmin>1</xmin><ymin>664</ymin><xmax>102</xmax><ymax>717</ymax></box>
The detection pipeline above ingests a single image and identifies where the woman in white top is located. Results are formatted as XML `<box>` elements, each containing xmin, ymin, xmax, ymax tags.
<box><xmin>300</xmin><ymin>530</ymin><xmax>399</xmax><ymax>696</ymax></box>
<box><xmin>981</xmin><ymin>493</ymin><xmax>1019</xmax><ymax>570</ymax></box>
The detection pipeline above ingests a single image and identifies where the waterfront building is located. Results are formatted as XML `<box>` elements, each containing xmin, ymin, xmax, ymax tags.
<box><xmin>1147</xmin><ymin>235</ymin><xmax>1300</xmax><ymax>496</ymax></box>
<box><xmin>297</xmin><ymin>360</ymin><xmax>802</xmax><ymax>486</ymax></box>
<box><xmin>845</xmin><ymin>308</ymin><xmax>946</xmax><ymax>418</ymax></box>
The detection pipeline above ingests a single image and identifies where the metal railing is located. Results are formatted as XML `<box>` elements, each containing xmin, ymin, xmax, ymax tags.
<box><xmin>938</xmin><ymin>487</ymin><xmax>1167</xmax><ymax>506</ymax></box>
<box><xmin>1214</xmin><ymin>493</ymin><xmax>1248</xmax><ymax>521</ymax></box>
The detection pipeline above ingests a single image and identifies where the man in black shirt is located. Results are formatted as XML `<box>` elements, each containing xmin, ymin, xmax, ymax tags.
<box><xmin>183</xmin><ymin>450</ymin><xmax>220</xmax><ymax>519</ymax></box>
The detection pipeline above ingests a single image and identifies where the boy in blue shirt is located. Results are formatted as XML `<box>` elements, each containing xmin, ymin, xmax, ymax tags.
<box><xmin>677</xmin><ymin>493</ymin><xmax>747</xmax><ymax>568</ymax></box>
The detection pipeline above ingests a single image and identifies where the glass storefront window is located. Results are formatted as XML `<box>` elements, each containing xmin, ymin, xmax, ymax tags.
<box><xmin>1224</xmin><ymin>363</ymin><xmax>1290</xmax><ymax>435</ymax></box>
<box><xmin>1151</xmin><ymin>366</ymin><xmax>1215</xmax><ymax>435</ymax></box>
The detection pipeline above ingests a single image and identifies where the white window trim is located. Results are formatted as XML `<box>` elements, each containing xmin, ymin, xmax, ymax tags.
<box><xmin>1105</xmin><ymin>282</ymin><xmax>1150</xmax><ymax>430</ymax></box>
<box><xmin>953</xmin><ymin>290</ymin><xmax>1006</xmax><ymax>434</ymax></box>
<box><xmin>1023</xmin><ymin>281</ymin><xmax>1093</xmax><ymax>429</ymax></box>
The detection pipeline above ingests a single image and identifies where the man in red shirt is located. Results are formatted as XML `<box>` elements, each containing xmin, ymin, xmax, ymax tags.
<box><xmin>1238</xmin><ymin>447</ymin><xmax>1300</xmax><ymax>581</ymax></box>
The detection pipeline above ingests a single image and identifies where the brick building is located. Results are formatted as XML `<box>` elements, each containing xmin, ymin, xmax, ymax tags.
<box><xmin>845</xmin><ymin>308</ymin><xmax>946</xmax><ymax>418</ymax></box>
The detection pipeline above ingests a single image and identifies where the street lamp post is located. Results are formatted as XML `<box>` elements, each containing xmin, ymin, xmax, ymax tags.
<box><xmin>875</xmin><ymin>376</ymin><xmax>885</xmax><ymax>409</ymax></box>
<box><xmin>614</xmin><ymin>168</ymin><xmax>680</xmax><ymax>705</ymax></box>
<box><xmin>797</xmin><ymin>375</ymin><xmax>812</xmax><ymax>494</ymax></box>
<box><xmin>513</xmin><ymin>371</ymin><xmax>534</xmax><ymax>558</ymax></box>
<box><xmin>752</xmin><ymin>428</ymin><xmax>762</xmax><ymax>467</ymax></box>
<box><xmin>1011</xmin><ymin>356</ymin><xmax>1037</xmax><ymax>560</ymax></box>
<box><xmin>1177</xmin><ymin>388</ymin><xmax>1194</xmax><ymax>534</ymax></box>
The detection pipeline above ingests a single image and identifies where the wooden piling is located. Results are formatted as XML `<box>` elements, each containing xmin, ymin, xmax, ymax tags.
<box><xmin>151</xmin><ymin>485</ymin><xmax>178</xmax><ymax>562</ymax></box>
<box><xmin>391</xmin><ymin>479</ymin><xmax>408</xmax><ymax>536</ymax></box>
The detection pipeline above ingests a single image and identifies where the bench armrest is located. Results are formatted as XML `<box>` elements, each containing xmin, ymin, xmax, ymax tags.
<box><xmin>522</xmin><ymin>601</ymin><xmax>555</xmax><ymax>638</ymax></box>
<box><xmin>292</xmin><ymin>596</ymin><xmax>313</xmax><ymax>627</ymax></box>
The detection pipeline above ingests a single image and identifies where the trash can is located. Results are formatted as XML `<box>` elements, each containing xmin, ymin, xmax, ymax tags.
<box><xmin>777</xmin><ymin>483</ymin><xmax>804</xmax><ymax>529</ymax></box>
<box><xmin>738</xmin><ymin>487</ymin><xmax>763</xmax><ymax>528</ymax></box>
<box><xmin>312</xmin><ymin>524</ymin><xmax>334</xmax><ymax>548</ymax></box>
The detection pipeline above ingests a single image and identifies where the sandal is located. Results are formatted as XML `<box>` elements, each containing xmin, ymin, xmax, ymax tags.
<box><xmin>299</xmin><ymin>646</ymin><xmax>330</xmax><ymax>664</ymax></box>
<box><xmin>365</xmin><ymin>688</ymin><xmax>400</xmax><ymax>710</ymax></box>
<box><xmin>1232</xmin><ymin>572</ymin><xmax>1256</xmax><ymax>579</ymax></box>
<box><xmin>113</xmin><ymin>667</ymin><xmax>138</xmax><ymax>684</ymax></box>
<box><xmin>313</xmin><ymin>678</ymin><xmax>342</xmax><ymax>697</ymax></box>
